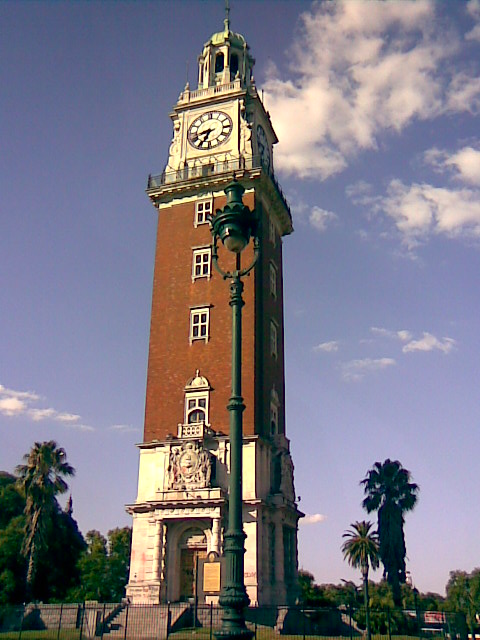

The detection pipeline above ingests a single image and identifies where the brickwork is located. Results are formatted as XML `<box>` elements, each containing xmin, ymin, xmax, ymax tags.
<box><xmin>144</xmin><ymin>190</ymin><xmax>260</xmax><ymax>442</ymax></box>
<box><xmin>255</xmin><ymin>198</ymin><xmax>286</xmax><ymax>439</ymax></box>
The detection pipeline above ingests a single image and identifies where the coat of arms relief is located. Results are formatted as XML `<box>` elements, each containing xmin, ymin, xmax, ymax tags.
<box><xmin>167</xmin><ymin>441</ymin><xmax>211</xmax><ymax>490</ymax></box>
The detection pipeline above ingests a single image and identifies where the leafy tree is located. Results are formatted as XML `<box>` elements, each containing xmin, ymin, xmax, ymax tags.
<box><xmin>401</xmin><ymin>583</ymin><xmax>444</xmax><ymax>611</ymax></box>
<box><xmin>68</xmin><ymin>527</ymin><xmax>132</xmax><ymax>602</ymax></box>
<box><xmin>445</xmin><ymin>569</ymin><xmax>480</xmax><ymax>638</ymax></box>
<box><xmin>107</xmin><ymin>527</ymin><xmax>132</xmax><ymax>602</ymax></box>
<box><xmin>0</xmin><ymin>515</ymin><xmax>27</xmax><ymax>604</ymax></box>
<box><xmin>361</xmin><ymin>459</ymin><xmax>419</xmax><ymax>605</ymax></box>
<box><xmin>0</xmin><ymin>472</ymin><xmax>27</xmax><ymax>603</ymax></box>
<box><xmin>33</xmin><ymin>503</ymin><xmax>86</xmax><ymax>602</ymax></box>
<box><xmin>69</xmin><ymin>530</ymin><xmax>109</xmax><ymax>601</ymax></box>
<box><xmin>15</xmin><ymin>441</ymin><xmax>75</xmax><ymax>600</ymax></box>
<box><xmin>0</xmin><ymin>472</ymin><xmax>25</xmax><ymax>527</ymax></box>
<box><xmin>342</xmin><ymin>520</ymin><xmax>380</xmax><ymax>640</ymax></box>
<box><xmin>298</xmin><ymin>570</ymin><xmax>339</xmax><ymax>607</ymax></box>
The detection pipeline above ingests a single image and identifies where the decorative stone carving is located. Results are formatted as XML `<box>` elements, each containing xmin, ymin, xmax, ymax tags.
<box><xmin>280</xmin><ymin>452</ymin><xmax>295</xmax><ymax>502</ymax></box>
<box><xmin>168</xmin><ymin>441</ymin><xmax>211</xmax><ymax>490</ymax></box>
<box><xmin>239</xmin><ymin>111</ymin><xmax>252</xmax><ymax>157</ymax></box>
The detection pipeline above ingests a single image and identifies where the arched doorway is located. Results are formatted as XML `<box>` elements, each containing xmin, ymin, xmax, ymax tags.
<box><xmin>179</xmin><ymin>527</ymin><xmax>207</xmax><ymax>601</ymax></box>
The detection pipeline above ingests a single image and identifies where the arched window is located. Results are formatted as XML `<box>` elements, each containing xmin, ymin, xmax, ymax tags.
<box><xmin>215</xmin><ymin>52</ymin><xmax>224</xmax><ymax>73</ymax></box>
<box><xmin>184</xmin><ymin>370</ymin><xmax>211</xmax><ymax>426</ymax></box>
<box><xmin>187</xmin><ymin>397</ymin><xmax>206</xmax><ymax>424</ymax></box>
<box><xmin>271</xmin><ymin>453</ymin><xmax>282</xmax><ymax>493</ymax></box>
<box><xmin>230</xmin><ymin>53</ymin><xmax>239</xmax><ymax>77</ymax></box>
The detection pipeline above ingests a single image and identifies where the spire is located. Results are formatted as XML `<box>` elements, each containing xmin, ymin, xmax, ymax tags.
<box><xmin>224</xmin><ymin>0</ymin><xmax>230</xmax><ymax>32</ymax></box>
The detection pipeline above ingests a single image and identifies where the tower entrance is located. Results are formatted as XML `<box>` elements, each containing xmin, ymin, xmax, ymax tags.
<box><xmin>179</xmin><ymin>528</ymin><xmax>207</xmax><ymax>602</ymax></box>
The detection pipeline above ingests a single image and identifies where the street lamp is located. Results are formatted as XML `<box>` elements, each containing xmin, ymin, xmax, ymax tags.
<box><xmin>210</xmin><ymin>178</ymin><xmax>259</xmax><ymax>640</ymax></box>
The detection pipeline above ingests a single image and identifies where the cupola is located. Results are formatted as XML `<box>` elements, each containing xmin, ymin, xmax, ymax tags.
<box><xmin>197</xmin><ymin>8</ymin><xmax>255</xmax><ymax>89</ymax></box>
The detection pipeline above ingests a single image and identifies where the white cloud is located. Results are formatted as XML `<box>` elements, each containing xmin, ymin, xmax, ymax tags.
<box><xmin>466</xmin><ymin>0</ymin><xmax>480</xmax><ymax>41</ymax></box>
<box><xmin>341</xmin><ymin>357</ymin><xmax>396</xmax><ymax>382</ymax></box>
<box><xmin>313</xmin><ymin>340</ymin><xmax>339</xmax><ymax>353</ymax></box>
<box><xmin>0</xmin><ymin>384</ymin><xmax>40</xmax><ymax>401</ymax></box>
<box><xmin>402</xmin><ymin>332</ymin><xmax>456</xmax><ymax>354</ymax></box>
<box><xmin>109</xmin><ymin>424</ymin><xmax>140</xmax><ymax>433</ymax></box>
<box><xmin>447</xmin><ymin>72</ymin><xmax>480</xmax><ymax>113</ymax></box>
<box><xmin>55</xmin><ymin>412</ymin><xmax>81</xmax><ymax>423</ymax></box>
<box><xmin>300</xmin><ymin>514</ymin><xmax>327</xmax><ymax>526</ymax></box>
<box><xmin>0</xmin><ymin>397</ymin><xmax>26</xmax><ymax>417</ymax></box>
<box><xmin>425</xmin><ymin>146</ymin><xmax>480</xmax><ymax>186</ymax></box>
<box><xmin>374</xmin><ymin>179</ymin><xmax>480</xmax><ymax>246</ymax></box>
<box><xmin>309</xmin><ymin>206</ymin><xmax>338</xmax><ymax>232</ymax></box>
<box><xmin>264</xmin><ymin>1</ymin><xmax>480</xmax><ymax>180</ymax></box>
<box><xmin>29</xmin><ymin>408</ymin><xmax>57</xmax><ymax>422</ymax></box>
<box><xmin>346</xmin><ymin>180</ymin><xmax>374</xmax><ymax>204</ymax></box>
<box><xmin>445</xmin><ymin>147</ymin><xmax>480</xmax><ymax>186</ymax></box>
<box><xmin>0</xmin><ymin>382</ymin><xmax>94</xmax><ymax>432</ymax></box>
<box><xmin>371</xmin><ymin>327</ymin><xmax>412</xmax><ymax>342</ymax></box>
<box><xmin>69</xmin><ymin>423</ymin><xmax>95</xmax><ymax>432</ymax></box>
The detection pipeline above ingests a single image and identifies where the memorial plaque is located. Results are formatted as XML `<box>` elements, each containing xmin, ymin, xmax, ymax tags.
<box><xmin>203</xmin><ymin>561</ymin><xmax>221</xmax><ymax>593</ymax></box>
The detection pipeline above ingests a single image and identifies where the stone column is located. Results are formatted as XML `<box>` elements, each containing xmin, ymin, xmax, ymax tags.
<box><xmin>152</xmin><ymin>519</ymin><xmax>164</xmax><ymax>580</ymax></box>
<box><xmin>159</xmin><ymin>521</ymin><xmax>167</xmax><ymax>602</ymax></box>
<box><xmin>274</xmin><ymin>520</ymin><xmax>284</xmax><ymax>584</ymax></box>
<box><xmin>211</xmin><ymin>516</ymin><xmax>221</xmax><ymax>555</ymax></box>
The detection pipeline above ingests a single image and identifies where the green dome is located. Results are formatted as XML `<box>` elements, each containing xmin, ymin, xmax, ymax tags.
<box><xmin>207</xmin><ymin>28</ymin><xmax>247</xmax><ymax>49</ymax></box>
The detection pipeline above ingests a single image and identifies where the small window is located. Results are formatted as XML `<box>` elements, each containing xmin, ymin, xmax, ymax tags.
<box><xmin>270</xmin><ymin>320</ymin><xmax>278</xmax><ymax>358</ymax></box>
<box><xmin>269</xmin><ymin>262</ymin><xmax>277</xmax><ymax>298</ymax></box>
<box><xmin>270</xmin><ymin>387</ymin><xmax>280</xmax><ymax>435</ymax></box>
<box><xmin>215</xmin><ymin>52</ymin><xmax>224</xmax><ymax>73</ymax></box>
<box><xmin>195</xmin><ymin>199</ymin><xmax>212</xmax><ymax>227</ymax></box>
<box><xmin>269</xmin><ymin>217</ymin><xmax>276</xmax><ymax>246</ymax></box>
<box><xmin>192</xmin><ymin>248</ymin><xmax>211</xmax><ymax>281</ymax></box>
<box><xmin>190</xmin><ymin>308</ymin><xmax>210</xmax><ymax>343</ymax></box>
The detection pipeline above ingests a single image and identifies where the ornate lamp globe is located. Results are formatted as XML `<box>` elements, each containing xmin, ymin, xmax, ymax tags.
<box><xmin>211</xmin><ymin>180</ymin><xmax>256</xmax><ymax>254</ymax></box>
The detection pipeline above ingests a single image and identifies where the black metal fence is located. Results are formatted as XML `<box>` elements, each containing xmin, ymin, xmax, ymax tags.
<box><xmin>0</xmin><ymin>603</ymin><xmax>466</xmax><ymax>640</ymax></box>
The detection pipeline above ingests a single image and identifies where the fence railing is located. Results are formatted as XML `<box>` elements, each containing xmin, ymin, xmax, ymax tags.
<box><xmin>146</xmin><ymin>155</ymin><xmax>292</xmax><ymax>226</ymax></box>
<box><xmin>0</xmin><ymin>603</ymin><xmax>466</xmax><ymax>640</ymax></box>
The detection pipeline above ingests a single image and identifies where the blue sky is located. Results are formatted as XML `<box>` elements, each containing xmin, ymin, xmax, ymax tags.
<box><xmin>1</xmin><ymin>1</ymin><xmax>480</xmax><ymax>596</ymax></box>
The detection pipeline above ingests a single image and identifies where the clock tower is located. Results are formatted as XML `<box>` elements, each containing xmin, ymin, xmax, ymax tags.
<box><xmin>126</xmin><ymin>14</ymin><xmax>302</xmax><ymax>606</ymax></box>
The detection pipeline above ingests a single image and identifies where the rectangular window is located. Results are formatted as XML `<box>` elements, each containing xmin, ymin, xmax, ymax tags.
<box><xmin>195</xmin><ymin>199</ymin><xmax>212</xmax><ymax>227</ymax></box>
<box><xmin>192</xmin><ymin>248</ymin><xmax>211</xmax><ymax>281</ymax></box>
<box><xmin>190</xmin><ymin>307</ymin><xmax>210</xmax><ymax>343</ymax></box>
<box><xmin>269</xmin><ymin>262</ymin><xmax>277</xmax><ymax>298</ymax></box>
<box><xmin>269</xmin><ymin>217</ymin><xmax>276</xmax><ymax>246</ymax></box>
<box><xmin>270</xmin><ymin>320</ymin><xmax>278</xmax><ymax>358</ymax></box>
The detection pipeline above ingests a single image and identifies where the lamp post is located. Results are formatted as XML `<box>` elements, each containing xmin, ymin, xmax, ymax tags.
<box><xmin>210</xmin><ymin>178</ymin><xmax>259</xmax><ymax>640</ymax></box>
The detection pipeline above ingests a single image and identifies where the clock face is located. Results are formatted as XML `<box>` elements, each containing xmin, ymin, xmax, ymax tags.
<box><xmin>256</xmin><ymin>124</ymin><xmax>271</xmax><ymax>172</ymax></box>
<box><xmin>187</xmin><ymin>111</ymin><xmax>233</xmax><ymax>150</ymax></box>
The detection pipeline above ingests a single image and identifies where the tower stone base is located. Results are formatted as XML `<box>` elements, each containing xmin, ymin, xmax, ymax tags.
<box><xmin>126</xmin><ymin>432</ymin><xmax>302</xmax><ymax>605</ymax></box>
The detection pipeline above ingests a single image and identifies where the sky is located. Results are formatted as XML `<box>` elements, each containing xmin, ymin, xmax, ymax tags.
<box><xmin>1</xmin><ymin>0</ymin><xmax>480</xmax><ymax>597</ymax></box>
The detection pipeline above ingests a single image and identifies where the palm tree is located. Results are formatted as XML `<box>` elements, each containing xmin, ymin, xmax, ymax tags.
<box><xmin>361</xmin><ymin>459</ymin><xmax>419</xmax><ymax>606</ymax></box>
<box><xmin>342</xmin><ymin>520</ymin><xmax>380</xmax><ymax>640</ymax></box>
<box><xmin>16</xmin><ymin>441</ymin><xmax>75</xmax><ymax>600</ymax></box>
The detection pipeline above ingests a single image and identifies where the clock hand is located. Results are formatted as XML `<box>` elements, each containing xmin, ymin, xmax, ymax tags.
<box><xmin>199</xmin><ymin>127</ymin><xmax>215</xmax><ymax>141</ymax></box>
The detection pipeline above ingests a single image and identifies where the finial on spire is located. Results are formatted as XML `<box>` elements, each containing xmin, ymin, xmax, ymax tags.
<box><xmin>224</xmin><ymin>0</ymin><xmax>230</xmax><ymax>31</ymax></box>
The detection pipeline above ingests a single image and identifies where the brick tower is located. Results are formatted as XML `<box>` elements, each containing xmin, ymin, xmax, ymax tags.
<box><xmin>126</xmin><ymin>15</ymin><xmax>302</xmax><ymax>606</ymax></box>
